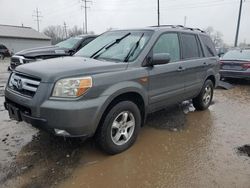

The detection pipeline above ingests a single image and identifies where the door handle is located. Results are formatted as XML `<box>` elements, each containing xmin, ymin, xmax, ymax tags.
<box><xmin>203</xmin><ymin>62</ymin><xmax>208</xmax><ymax>66</ymax></box>
<box><xmin>177</xmin><ymin>66</ymin><xmax>185</xmax><ymax>72</ymax></box>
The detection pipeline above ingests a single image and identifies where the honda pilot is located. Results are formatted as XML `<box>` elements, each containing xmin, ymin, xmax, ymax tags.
<box><xmin>4</xmin><ymin>25</ymin><xmax>220</xmax><ymax>154</ymax></box>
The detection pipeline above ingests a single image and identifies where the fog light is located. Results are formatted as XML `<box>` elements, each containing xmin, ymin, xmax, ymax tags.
<box><xmin>54</xmin><ymin>129</ymin><xmax>70</xmax><ymax>136</ymax></box>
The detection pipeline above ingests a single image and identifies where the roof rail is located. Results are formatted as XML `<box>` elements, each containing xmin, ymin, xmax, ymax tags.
<box><xmin>149</xmin><ymin>25</ymin><xmax>205</xmax><ymax>33</ymax></box>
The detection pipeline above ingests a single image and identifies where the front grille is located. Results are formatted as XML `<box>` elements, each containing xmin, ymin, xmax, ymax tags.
<box><xmin>11</xmin><ymin>57</ymin><xmax>20</xmax><ymax>63</ymax></box>
<box><xmin>8</xmin><ymin>73</ymin><xmax>41</xmax><ymax>97</ymax></box>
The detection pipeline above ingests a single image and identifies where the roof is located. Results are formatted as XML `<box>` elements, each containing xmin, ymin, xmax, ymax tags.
<box><xmin>111</xmin><ymin>25</ymin><xmax>207</xmax><ymax>35</ymax></box>
<box><xmin>0</xmin><ymin>24</ymin><xmax>51</xmax><ymax>40</ymax></box>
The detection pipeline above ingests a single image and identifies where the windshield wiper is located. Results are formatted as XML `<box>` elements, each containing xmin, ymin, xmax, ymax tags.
<box><xmin>90</xmin><ymin>32</ymin><xmax>131</xmax><ymax>59</ymax></box>
<box><xmin>124</xmin><ymin>33</ymin><xmax>144</xmax><ymax>62</ymax></box>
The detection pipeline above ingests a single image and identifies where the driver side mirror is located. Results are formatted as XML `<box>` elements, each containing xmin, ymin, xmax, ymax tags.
<box><xmin>148</xmin><ymin>53</ymin><xmax>171</xmax><ymax>66</ymax></box>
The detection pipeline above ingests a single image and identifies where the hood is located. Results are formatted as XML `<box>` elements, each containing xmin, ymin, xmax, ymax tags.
<box><xmin>16</xmin><ymin>56</ymin><xmax>127</xmax><ymax>83</ymax></box>
<box><xmin>15</xmin><ymin>46</ymin><xmax>69</xmax><ymax>58</ymax></box>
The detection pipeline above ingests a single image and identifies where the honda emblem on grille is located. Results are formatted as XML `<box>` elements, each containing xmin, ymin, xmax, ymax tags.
<box><xmin>16</xmin><ymin>78</ymin><xmax>23</xmax><ymax>90</ymax></box>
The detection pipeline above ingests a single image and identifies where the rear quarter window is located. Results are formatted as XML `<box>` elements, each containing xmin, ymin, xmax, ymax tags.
<box><xmin>200</xmin><ymin>35</ymin><xmax>217</xmax><ymax>57</ymax></box>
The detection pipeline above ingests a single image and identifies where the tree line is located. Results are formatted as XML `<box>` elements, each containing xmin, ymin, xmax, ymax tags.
<box><xmin>43</xmin><ymin>25</ymin><xmax>94</xmax><ymax>44</ymax></box>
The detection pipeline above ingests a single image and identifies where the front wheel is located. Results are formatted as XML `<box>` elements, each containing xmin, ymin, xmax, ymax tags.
<box><xmin>95</xmin><ymin>101</ymin><xmax>141</xmax><ymax>155</ymax></box>
<box><xmin>193</xmin><ymin>80</ymin><xmax>214</xmax><ymax>111</ymax></box>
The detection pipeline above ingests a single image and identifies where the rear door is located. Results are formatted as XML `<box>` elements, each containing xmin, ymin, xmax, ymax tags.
<box><xmin>180</xmin><ymin>33</ymin><xmax>206</xmax><ymax>99</ymax></box>
<box><xmin>148</xmin><ymin>32</ymin><xmax>186</xmax><ymax>111</ymax></box>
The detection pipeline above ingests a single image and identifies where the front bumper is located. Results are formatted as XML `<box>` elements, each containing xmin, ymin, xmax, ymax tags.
<box><xmin>5</xmin><ymin>87</ymin><xmax>108</xmax><ymax>137</ymax></box>
<box><xmin>220</xmin><ymin>70</ymin><xmax>250</xmax><ymax>79</ymax></box>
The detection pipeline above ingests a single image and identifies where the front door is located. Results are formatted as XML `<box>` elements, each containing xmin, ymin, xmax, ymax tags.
<box><xmin>148</xmin><ymin>32</ymin><xmax>186</xmax><ymax>112</ymax></box>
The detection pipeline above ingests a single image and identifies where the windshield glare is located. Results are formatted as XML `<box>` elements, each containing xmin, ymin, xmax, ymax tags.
<box><xmin>56</xmin><ymin>37</ymin><xmax>82</xmax><ymax>49</ymax></box>
<box><xmin>75</xmin><ymin>31</ymin><xmax>153</xmax><ymax>62</ymax></box>
<box><xmin>222</xmin><ymin>50</ymin><xmax>250</xmax><ymax>60</ymax></box>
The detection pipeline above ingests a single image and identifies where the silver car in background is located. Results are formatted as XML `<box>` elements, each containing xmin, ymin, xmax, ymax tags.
<box><xmin>220</xmin><ymin>49</ymin><xmax>250</xmax><ymax>80</ymax></box>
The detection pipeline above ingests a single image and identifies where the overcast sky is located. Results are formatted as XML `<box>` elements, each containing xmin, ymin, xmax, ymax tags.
<box><xmin>0</xmin><ymin>0</ymin><xmax>249</xmax><ymax>45</ymax></box>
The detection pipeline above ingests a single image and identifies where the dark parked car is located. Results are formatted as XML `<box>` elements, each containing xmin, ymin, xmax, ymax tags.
<box><xmin>4</xmin><ymin>25</ymin><xmax>219</xmax><ymax>154</ymax></box>
<box><xmin>220</xmin><ymin>49</ymin><xmax>250</xmax><ymax>80</ymax></box>
<box><xmin>9</xmin><ymin>34</ymin><xmax>97</xmax><ymax>70</ymax></box>
<box><xmin>0</xmin><ymin>44</ymin><xmax>11</xmax><ymax>60</ymax></box>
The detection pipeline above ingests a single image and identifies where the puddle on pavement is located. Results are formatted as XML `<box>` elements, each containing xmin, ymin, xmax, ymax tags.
<box><xmin>237</xmin><ymin>145</ymin><xmax>250</xmax><ymax>157</ymax></box>
<box><xmin>146</xmin><ymin>101</ymin><xmax>195</xmax><ymax>131</ymax></box>
<box><xmin>1</xmin><ymin>86</ymin><xmax>250</xmax><ymax>188</ymax></box>
<box><xmin>58</xmin><ymin>86</ymin><xmax>250</xmax><ymax>188</ymax></box>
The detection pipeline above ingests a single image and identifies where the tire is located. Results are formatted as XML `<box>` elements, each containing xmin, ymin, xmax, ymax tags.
<box><xmin>192</xmin><ymin>80</ymin><xmax>214</xmax><ymax>111</ymax></box>
<box><xmin>95</xmin><ymin>101</ymin><xmax>141</xmax><ymax>155</ymax></box>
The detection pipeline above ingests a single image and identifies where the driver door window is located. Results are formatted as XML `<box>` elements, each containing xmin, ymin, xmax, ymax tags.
<box><xmin>153</xmin><ymin>33</ymin><xmax>180</xmax><ymax>62</ymax></box>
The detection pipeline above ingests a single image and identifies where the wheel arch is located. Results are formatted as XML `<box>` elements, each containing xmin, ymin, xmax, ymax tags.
<box><xmin>206</xmin><ymin>75</ymin><xmax>216</xmax><ymax>87</ymax></box>
<box><xmin>94</xmin><ymin>90</ymin><xmax>148</xmax><ymax>136</ymax></box>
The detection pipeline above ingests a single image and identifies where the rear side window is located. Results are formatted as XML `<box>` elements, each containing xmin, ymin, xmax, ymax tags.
<box><xmin>200</xmin><ymin>35</ymin><xmax>216</xmax><ymax>57</ymax></box>
<box><xmin>181</xmin><ymin>33</ymin><xmax>201</xmax><ymax>59</ymax></box>
<box><xmin>153</xmin><ymin>33</ymin><xmax>180</xmax><ymax>62</ymax></box>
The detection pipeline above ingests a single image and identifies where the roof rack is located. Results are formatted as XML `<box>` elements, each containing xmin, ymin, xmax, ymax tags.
<box><xmin>149</xmin><ymin>25</ymin><xmax>205</xmax><ymax>33</ymax></box>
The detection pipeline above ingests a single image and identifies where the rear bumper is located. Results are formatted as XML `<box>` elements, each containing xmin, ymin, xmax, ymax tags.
<box><xmin>220</xmin><ymin>70</ymin><xmax>250</xmax><ymax>79</ymax></box>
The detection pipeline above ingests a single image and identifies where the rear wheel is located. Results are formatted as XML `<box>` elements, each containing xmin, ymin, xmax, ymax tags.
<box><xmin>193</xmin><ymin>80</ymin><xmax>214</xmax><ymax>111</ymax></box>
<box><xmin>95</xmin><ymin>101</ymin><xmax>141</xmax><ymax>155</ymax></box>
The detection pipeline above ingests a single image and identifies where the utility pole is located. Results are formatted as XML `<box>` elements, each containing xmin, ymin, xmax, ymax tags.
<box><xmin>32</xmin><ymin>8</ymin><xmax>42</xmax><ymax>32</ymax></box>
<box><xmin>63</xmin><ymin>22</ymin><xmax>68</xmax><ymax>39</ymax></box>
<box><xmin>234</xmin><ymin>0</ymin><xmax>244</xmax><ymax>47</ymax></box>
<box><xmin>184</xmin><ymin>16</ymin><xmax>187</xmax><ymax>26</ymax></box>
<box><xmin>157</xmin><ymin>0</ymin><xmax>160</xmax><ymax>26</ymax></box>
<box><xmin>81</xmin><ymin>0</ymin><xmax>92</xmax><ymax>34</ymax></box>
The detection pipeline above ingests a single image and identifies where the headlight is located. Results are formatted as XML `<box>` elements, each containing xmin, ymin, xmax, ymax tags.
<box><xmin>52</xmin><ymin>76</ymin><xmax>92</xmax><ymax>98</ymax></box>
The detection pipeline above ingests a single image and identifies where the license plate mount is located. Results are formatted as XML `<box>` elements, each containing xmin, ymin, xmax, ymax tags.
<box><xmin>8</xmin><ymin>104</ymin><xmax>22</xmax><ymax>121</ymax></box>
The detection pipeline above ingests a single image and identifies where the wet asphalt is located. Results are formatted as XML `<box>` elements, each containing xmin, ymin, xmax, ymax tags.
<box><xmin>0</xmin><ymin>59</ymin><xmax>249</xmax><ymax>188</ymax></box>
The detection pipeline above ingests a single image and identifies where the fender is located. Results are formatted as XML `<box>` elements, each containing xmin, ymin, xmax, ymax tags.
<box><xmin>92</xmin><ymin>81</ymin><xmax>149</xmax><ymax>133</ymax></box>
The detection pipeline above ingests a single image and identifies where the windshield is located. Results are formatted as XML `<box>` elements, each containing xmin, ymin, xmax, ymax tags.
<box><xmin>56</xmin><ymin>37</ymin><xmax>82</xmax><ymax>49</ymax></box>
<box><xmin>75</xmin><ymin>31</ymin><xmax>153</xmax><ymax>62</ymax></box>
<box><xmin>222</xmin><ymin>50</ymin><xmax>250</xmax><ymax>61</ymax></box>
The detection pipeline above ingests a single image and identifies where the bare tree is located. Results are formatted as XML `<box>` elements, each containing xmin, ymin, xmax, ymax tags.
<box><xmin>43</xmin><ymin>25</ymin><xmax>64</xmax><ymax>44</ymax></box>
<box><xmin>204</xmin><ymin>26</ymin><xmax>224</xmax><ymax>47</ymax></box>
<box><xmin>43</xmin><ymin>25</ymin><xmax>95</xmax><ymax>44</ymax></box>
<box><xmin>68</xmin><ymin>25</ymin><xmax>84</xmax><ymax>37</ymax></box>
<box><xmin>68</xmin><ymin>26</ymin><xmax>95</xmax><ymax>36</ymax></box>
<box><xmin>106</xmin><ymin>27</ymin><xmax>114</xmax><ymax>31</ymax></box>
<box><xmin>213</xmin><ymin>31</ymin><xmax>223</xmax><ymax>47</ymax></box>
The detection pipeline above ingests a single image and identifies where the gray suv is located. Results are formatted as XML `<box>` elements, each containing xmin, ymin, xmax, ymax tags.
<box><xmin>4</xmin><ymin>25</ymin><xmax>219</xmax><ymax>154</ymax></box>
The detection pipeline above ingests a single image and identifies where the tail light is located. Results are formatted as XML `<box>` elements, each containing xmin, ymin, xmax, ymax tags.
<box><xmin>242</xmin><ymin>63</ymin><xmax>250</xmax><ymax>69</ymax></box>
<box><xmin>219</xmin><ymin>60</ymin><xmax>224</xmax><ymax>64</ymax></box>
